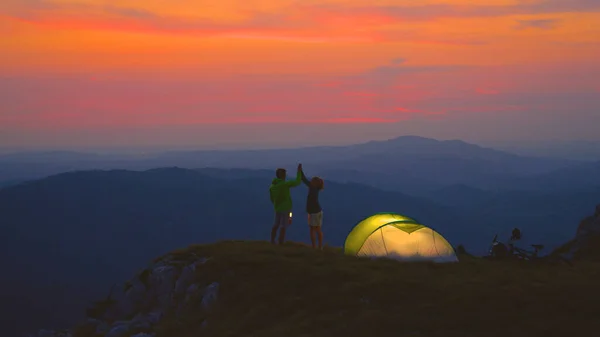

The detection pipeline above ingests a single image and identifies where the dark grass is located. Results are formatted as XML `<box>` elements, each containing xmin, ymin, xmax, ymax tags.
<box><xmin>151</xmin><ymin>241</ymin><xmax>600</xmax><ymax>337</ymax></box>
<box><xmin>552</xmin><ymin>235</ymin><xmax>600</xmax><ymax>260</ymax></box>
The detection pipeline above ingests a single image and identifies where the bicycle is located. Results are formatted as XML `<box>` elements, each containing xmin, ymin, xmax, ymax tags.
<box><xmin>486</xmin><ymin>229</ymin><xmax>572</xmax><ymax>266</ymax></box>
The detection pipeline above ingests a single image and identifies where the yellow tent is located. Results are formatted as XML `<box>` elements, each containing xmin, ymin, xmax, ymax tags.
<box><xmin>344</xmin><ymin>213</ymin><xmax>458</xmax><ymax>263</ymax></box>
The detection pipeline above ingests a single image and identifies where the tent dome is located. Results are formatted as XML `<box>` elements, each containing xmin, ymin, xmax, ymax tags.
<box><xmin>344</xmin><ymin>213</ymin><xmax>458</xmax><ymax>263</ymax></box>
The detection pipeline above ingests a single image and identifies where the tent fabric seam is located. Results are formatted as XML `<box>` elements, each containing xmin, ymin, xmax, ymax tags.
<box><xmin>343</xmin><ymin>215</ymin><xmax>417</xmax><ymax>254</ymax></box>
<box><xmin>380</xmin><ymin>228</ymin><xmax>389</xmax><ymax>255</ymax></box>
<box><xmin>353</xmin><ymin>220</ymin><xmax>423</xmax><ymax>255</ymax></box>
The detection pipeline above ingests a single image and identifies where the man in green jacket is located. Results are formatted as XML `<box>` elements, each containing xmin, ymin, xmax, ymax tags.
<box><xmin>270</xmin><ymin>163</ymin><xmax>303</xmax><ymax>244</ymax></box>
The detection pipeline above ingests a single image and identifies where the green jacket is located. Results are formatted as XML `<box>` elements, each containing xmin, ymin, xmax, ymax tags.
<box><xmin>269</xmin><ymin>170</ymin><xmax>302</xmax><ymax>212</ymax></box>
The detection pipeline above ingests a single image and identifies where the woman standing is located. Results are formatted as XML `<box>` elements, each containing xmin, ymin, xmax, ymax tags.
<box><xmin>301</xmin><ymin>169</ymin><xmax>325</xmax><ymax>249</ymax></box>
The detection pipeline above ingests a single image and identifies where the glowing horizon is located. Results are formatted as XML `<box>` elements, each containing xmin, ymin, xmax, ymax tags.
<box><xmin>1</xmin><ymin>0</ymin><xmax>599</xmax><ymax>148</ymax></box>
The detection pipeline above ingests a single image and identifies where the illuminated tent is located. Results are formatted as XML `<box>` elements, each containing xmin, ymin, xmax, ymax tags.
<box><xmin>344</xmin><ymin>213</ymin><xmax>458</xmax><ymax>263</ymax></box>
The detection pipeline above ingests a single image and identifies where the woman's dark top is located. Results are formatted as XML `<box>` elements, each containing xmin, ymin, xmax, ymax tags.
<box><xmin>301</xmin><ymin>171</ymin><xmax>322</xmax><ymax>214</ymax></box>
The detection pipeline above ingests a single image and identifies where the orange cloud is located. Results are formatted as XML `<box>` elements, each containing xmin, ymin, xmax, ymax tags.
<box><xmin>5</xmin><ymin>0</ymin><xmax>598</xmax><ymax>42</ymax></box>
<box><xmin>2</xmin><ymin>0</ymin><xmax>599</xmax><ymax>79</ymax></box>
<box><xmin>515</xmin><ymin>18</ymin><xmax>560</xmax><ymax>29</ymax></box>
<box><xmin>1</xmin><ymin>1</ymin><xmax>383</xmax><ymax>41</ymax></box>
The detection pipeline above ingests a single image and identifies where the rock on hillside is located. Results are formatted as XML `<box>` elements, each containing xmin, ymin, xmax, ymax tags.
<box><xmin>28</xmin><ymin>253</ymin><xmax>220</xmax><ymax>337</ymax></box>
<box><xmin>553</xmin><ymin>204</ymin><xmax>600</xmax><ymax>260</ymax></box>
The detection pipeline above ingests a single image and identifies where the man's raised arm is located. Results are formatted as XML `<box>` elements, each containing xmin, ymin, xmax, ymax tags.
<box><xmin>284</xmin><ymin>163</ymin><xmax>303</xmax><ymax>187</ymax></box>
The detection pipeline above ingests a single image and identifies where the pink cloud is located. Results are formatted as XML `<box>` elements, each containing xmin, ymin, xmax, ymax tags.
<box><xmin>319</xmin><ymin>117</ymin><xmax>399</xmax><ymax>124</ymax></box>
<box><xmin>343</xmin><ymin>91</ymin><xmax>381</xmax><ymax>97</ymax></box>
<box><xmin>0</xmin><ymin>73</ymin><xmax>420</xmax><ymax>128</ymax></box>
<box><xmin>315</xmin><ymin>81</ymin><xmax>344</xmax><ymax>88</ymax></box>
<box><xmin>476</xmin><ymin>88</ymin><xmax>500</xmax><ymax>95</ymax></box>
<box><xmin>1</xmin><ymin>61</ymin><xmax>599</xmax><ymax>133</ymax></box>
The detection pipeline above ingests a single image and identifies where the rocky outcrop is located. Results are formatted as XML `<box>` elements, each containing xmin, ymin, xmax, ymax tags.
<box><xmin>29</xmin><ymin>255</ymin><xmax>218</xmax><ymax>337</ymax></box>
<box><xmin>553</xmin><ymin>204</ymin><xmax>600</xmax><ymax>260</ymax></box>
<box><xmin>576</xmin><ymin>204</ymin><xmax>600</xmax><ymax>236</ymax></box>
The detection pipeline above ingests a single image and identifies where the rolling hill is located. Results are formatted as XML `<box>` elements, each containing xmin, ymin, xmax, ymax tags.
<box><xmin>1</xmin><ymin>166</ymin><xmax>598</xmax><ymax>336</ymax></box>
<box><xmin>0</xmin><ymin>167</ymin><xmax>460</xmax><ymax>336</ymax></box>
<box><xmin>33</xmin><ymin>242</ymin><xmax>600</xmax><ymax>337</ymax></box>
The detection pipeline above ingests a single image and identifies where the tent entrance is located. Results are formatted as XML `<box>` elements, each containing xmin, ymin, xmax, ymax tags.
<box><xmin>357</xmin><ymin>225</ymin><xmax>457</xmax><ymax>262</ymax></box>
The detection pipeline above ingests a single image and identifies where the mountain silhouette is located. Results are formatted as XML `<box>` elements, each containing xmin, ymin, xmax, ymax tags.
<box><xmin>0</xmin><ymin>136</ymin><xmax>579</xmax><ymax>193</ymax></box>
<box><xmin>1</xmin><ymin>165</ymin><xmax>599</xmax><ymax>335</ymax></box>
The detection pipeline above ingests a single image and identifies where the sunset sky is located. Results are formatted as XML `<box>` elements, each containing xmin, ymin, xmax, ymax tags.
<box><xmin>1</xmin><ymin>0</ymin><xmax>599</xmax><ymax>150</ymax></box>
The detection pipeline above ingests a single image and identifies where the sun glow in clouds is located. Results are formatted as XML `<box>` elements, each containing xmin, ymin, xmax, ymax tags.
<box><xmin>1</xmin><ymin>0</ymin><xmax>599</xmax><ymax>147</ymax></box>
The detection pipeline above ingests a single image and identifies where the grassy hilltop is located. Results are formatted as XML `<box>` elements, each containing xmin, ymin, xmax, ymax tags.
<box><xmin>74</xmin><ymin>240</ymin><xmax>600</xmax><ymax>337</ymax></box>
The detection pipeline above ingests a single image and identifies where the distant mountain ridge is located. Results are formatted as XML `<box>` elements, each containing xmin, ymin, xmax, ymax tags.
<box><xmin>491</xmin><ymin>140</ymin><xmax>600</xmax><ymax>161</ymax></box>
<box><xmin>506</xmin><ymin>160</ymin><xmax>600</xmax><ymax>191</ymax></box>
<box><xmin>0</xmin><ymin>136</ymin><xmax>584</xmax><ymax>194</ymax></box>
<box><xmin>150</xmin><ymin>135</ymin><xmax>573</xmax><ymax>171</ymax></box>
